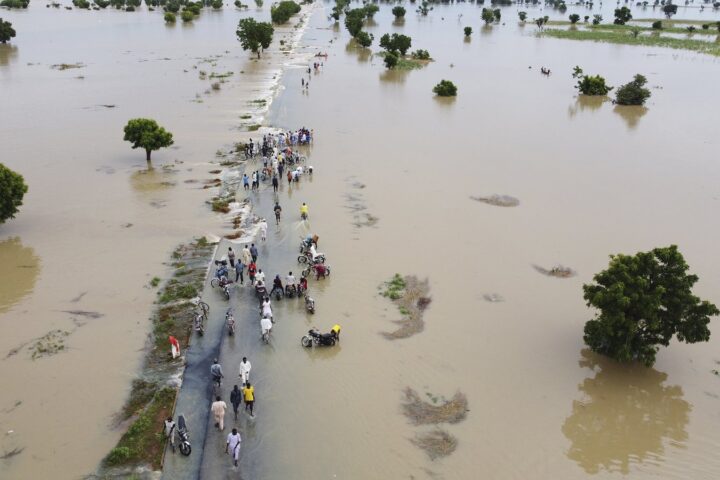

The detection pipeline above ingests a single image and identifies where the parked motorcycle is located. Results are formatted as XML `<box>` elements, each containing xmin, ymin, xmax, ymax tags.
<box><xmin>304</xmin><ymin>295</ymin><xmax>315</xmax><ymax>314</ymax></box>
<box><xmin>177</xmin><ymin>415</ymin><xmax>192</xmax><ymax>456</ymax></box>
<box><xmin>226</xmin><ymin>308</ymin><xmax>235</xmax><ymax>336</ymax></box>
<box><xmin>301</xmin><ymin>327</ymin><xmax>337</xmax><ymax>347</ymax></box>
<box><xmin>297</xmin><ymin>251</ymin><xmax>326</xmax><ymax>264</ymax></box>
<box><xmin>302</xmin><ymin>264</ymin><xmax>331</xmax><ymax>279</ymax></box>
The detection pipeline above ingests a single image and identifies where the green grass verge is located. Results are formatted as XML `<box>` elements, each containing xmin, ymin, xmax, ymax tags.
<box><xmin>589</xmin><ymin>23</ymin><xmax>720</xmax><ymax>35</ymax></box>
<box><xmin>104</xmin><ymin>387</ymin><xmax>176</xmax><ymax>469</ymax></box>
<box><xmin>541</xmin><ymin>28</ymin><xmax>720</xmax><ymax>56</ymax></box>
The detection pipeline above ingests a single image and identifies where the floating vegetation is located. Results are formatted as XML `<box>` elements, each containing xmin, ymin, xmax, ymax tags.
<box><xmin>149</xmin><ymin>276</ymin><xmax>161</xmax><ymax>288</ymax></box>
<box><xmin>470</xmin><ymin>194</ymin><xmax>520</xmax><ymax>207</ymax></box>
<box><xmin>61</xmin><ymin>310</ymin><xmax>104</xmax><ymax>319</ymax></box>
<box><xmin>0</xmin><ymin>447</ymin><xmax>25</xmax><ymax>460</ymax></box>
<box><xmin>30</xmin><ymin>330</ymin><xmax>70</xmax><ymax>359</ymax></box>
<box><xmin>240</xmin><ymin>114</ymin><xmax>252</xmax><ymax>119</ymax></box>
<box><xmin>402</xmin><ymin>388</ymin><xmax>468</xmax><ymax>425</ymax></box>
<box><xmin>210</xmin><ymin>196</ymin><xmax>232</xmax><ymax>213</ymax></box>
<box><xmin>533</xmin><ymin>264</ymin><xmax>576</xmax><ymax>278</ymax></box>
<box><xmin>411</xmin><ymin>429</ymin><xmax>458</xmax><ymax>460</ymax></box>
<box><xmin>380</xmin><ymin>275</ymin><xmax>431</xmax><ymax>340</ymax></box>
<box><xmin>51</xmin><ymin>62</ymin><xmax>85</xmax><ymax>70</ymax></box>
<box><xmin>209</xmin><ymin>71</ymin><xmax>234</xmax><ymax>79</ymax></box>
<box><xmin>158</xmin><ymin>279</ymin><xmax>198</xmax><ymax>304</ymax></box>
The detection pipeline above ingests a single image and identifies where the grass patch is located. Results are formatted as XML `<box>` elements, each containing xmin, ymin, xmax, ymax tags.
<box><xmin>29</xmin><ymin>330</ymin><xmax>70</xmax><ymax>359</ymax></box>
<box><xmin>210</xmin><ymin>196</ymin><xmax>232</xmax><ymax>213</ymax></box>
<box><xmin>633</xmin><ymin>18</ymin><xmax>715</xmax><ymax>26</ymax></box>
<box><xmin>239</xmin><ymin>114</ymin><xmax>252</xmax><ymax>119</ymax></box>
<box><xmin>209</xmin><ymin>71</ymin><xmax>234</xmax><ymax>79</ymax></box>
<box><xmin>149</xmin><ymin>276</ymin><xmax>161</xmax><ymax>288</ymax></box>
<box><xmin>247</xmin><ymin>124</ymin><xmax>261</xmax><ymax>131</ymax></box>
<box><xmin>120</xmin><ymin>379</ymin><xmax>159</xmax><ymax>421</ymax></box>
<box><xmin>103</xmin><ymin>387</ymin><xmax>176</xmax><ymax>469</ymax></box>
<box><xmin>158</xmin><ymin>279</ymin><xmax>198</xmax><ymax>304</ymax></box>
<box><xmin>402</xmin><ymin>387</ymin><xmax>469</xmax><ymax>425</ymax></box>
<box><xmin>589</xmin><ymin>23</ymin><xmax>719</xmax><ymax>35</ymax></box>
<box><xmin>250</xmin><ymin>99</ymin><xmax>267</xmax><ymax>105</ymax></box>
<box><xmin>541</xmin><ymin>28</ymin><xmax>720</xmax><ymax>56</ymax></box>
<box><xmin>380</xmin><ymin>275</ymin><xmax>432</xmax><ymax>340</ymax></box>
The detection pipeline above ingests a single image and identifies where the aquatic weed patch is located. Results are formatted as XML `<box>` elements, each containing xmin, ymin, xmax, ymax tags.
<box><xmin>402</xmin><ymin>388</ymin><xmax>469</xmax><ymax>425</ymax></box>
<box><xmin>411</xmin><ymin>429</ymin><xmax>458</xmax><ymax>460</ymax></box>
<box><xmin>380</xmin><ymin>275</ymin><xmax>432</xmax><ymax>339</ymax></box>
<box><xmin>470</xmin><ymin>194</ymin><xmax>520</xmax><ymax>207</ymax></box>
<box><xmin>533</xmin><ymin>264</ymin><xmax>576</xmax><ymax>278</ymax></box>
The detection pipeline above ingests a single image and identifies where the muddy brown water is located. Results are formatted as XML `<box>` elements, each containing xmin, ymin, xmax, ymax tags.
<box><xmin>2</xmin><ymin>2</ymin><xmax>720</xmax><ymax>479</ymax></box>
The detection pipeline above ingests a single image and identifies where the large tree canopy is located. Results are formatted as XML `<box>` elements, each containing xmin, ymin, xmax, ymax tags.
<box><xmin>236</xmin><ymin>18</ymin><xmax>274</xmax><ymax>58</ymax></box>
<box><xmin>0</xmin><ymin>163</ymin><xmax>28</xmax><ymax>224</ymax></box>
<box><xmin>583</xmin><ymin>245</ymin><xmax>718</xmax><ymax>366</ymax></box>
<box><xmin>123</xmin><ymin>118</ymin><xmax>174</xmax><ymax>163</ymax></box>
<box><xmin>0</xmin><ymin>18</ymin><xmax>17</xmax><ymax>44</ymax></box>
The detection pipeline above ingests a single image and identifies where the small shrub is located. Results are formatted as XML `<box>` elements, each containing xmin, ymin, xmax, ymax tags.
<box><xmin>464</xmin><ymin>26</ymin><xmax>472</xmax><ymax>36</ymax></box>
<box><xmin>615</xmin><ymin>74</ymin><xmax>651</xmax><ymax>106</ymax></box>
<box><xmin>433</xmin><ymin>80</ymin><xmax>457</xmax><ymax>97</ymax></box>
<box><xmin>164</xmin><ymin>11</ymin><xmax>176</xmax><ymax>22</ymax></box>
<box><xmin>592</xmin><ymin>14</ymin><xmax>602</xmax><ymax>25</ymax></box>
<box><xmin>410</xmin><ymin>49</ymin><xmax>430</xmax><ymax>60</ymax></box>
<box><xmin>355</xmin><ymin>30</ymin><xmax>373</xmax><ymax>48</ymax></box>
<box><xmin>105</xmin><ymin>447</ymin><xmax>131</xmax><ymax>466</ymax></box>
<box><xmin>518</xmin><ymin>11</ymin><xmax>527</xmax><ymax>22</ymax></box>
<box><xmin>652</xmin><ymin>20</ymin><xmax>662</xmax><ymax>29</ymax></box>
<box><xmin>181</xmin><ymin>9</ymin><xmax>194</xmax><ymax>21</ymax></box>
<box><xmin>384</xmin><ymin>51</ymin><xmax>399</xmax><ymax>69</ymax></box>
<box><xmin>569</xmin><ymin>14</ymin><xmax>580</xmax><ymax>24</ymax></box>
<box><xmin>392</xmin><ymin>5</ymin><xmax>406</xmax><ymax>18</ymax></box>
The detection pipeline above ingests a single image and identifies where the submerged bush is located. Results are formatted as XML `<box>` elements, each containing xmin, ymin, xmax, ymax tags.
<box><xmin>572</xmin><ymin>66</ymin><xmax>612</xmax><ymax>96</ymax></box>
<box><xmin>433</xmin><ymin>80</ymin><xmax>457</xmax><ymax>97</ymax></box>
<box><xmin>181</xmin><ymin>9</ymin><xmax>194</xmax><ymax>21</ymax></box>
<box><xmin>383</xmin><ymin>51</ymin><xmax>399</xmax><ymax>69</ymax></box>
<box><xmin>464</xmin><ymin>26</ymin><xmax>472</xmax><ymax>36</ymax></box>
<box><xmin>164</xmin><ymin>11</ymin><xmax>176</xmax><ymax>22</ymax></box>
<box><xmin>355</xmin><ymin>30</ymin><xmax>373</xmax><ymax>48</ymax></box>
<box><xmin>0</xmin><ymin>18</ymin><xmax>16</xmax><ymax>44</ymax></box>
<box><xmin>410</xmin><ymin>49</ymin><xmax>430</xmax><ymax>60</ymax></box>
<box><xmin>615</xmin><ymin>74</ymin><xmax>651</xmax><ymax>106</ymax></box>
<box><xmin>392</xmin><ymin>5</ymin><xmax>405</xmax><ymax>18</ymax></box>
<box><xmin>270</xmin><ymin>0</ymin><xmax>300</xmax><ymax>24</ymax></box>
<box><xmin>652</xmin><ymin>20</ymin><xmax>662</xmax><ymax>29</ymax></box>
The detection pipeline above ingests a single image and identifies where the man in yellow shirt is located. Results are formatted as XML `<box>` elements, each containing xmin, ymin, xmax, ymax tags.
<box><xmin>243</xmin><ymin>382</ymin><xmax>255</xmax><ymax>417</ymax></box>
<box><xmin>300</xmin><ymin>202</ymin><xmax>309</xmax><ymax>219</ymax></box>
<box><xmin>331</xmin><ymin>324</ymin><xmax>341</xmax><ymax>341</ymax></box>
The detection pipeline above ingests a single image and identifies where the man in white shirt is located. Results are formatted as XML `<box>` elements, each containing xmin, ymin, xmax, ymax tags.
<box><xmin>211</xmin><ymin>396</ymin><xmax>228</xmax><ymax>431</ymax></box>
<box><xmin>261</xmin><ymin>316</ymin><xmax>273</xmax><ymax>339</ymax></box>
<box><xmin>238</xmin><ymin>357</ymin><xmax>251</xmax><ymax>386</ymax></box>
<box><xmin>255</xmin><ymin>269</ymin><xmax>266</xmax><ymax>285</ymax></box>
<box><xmin>226</xmin><ymin>428</ymin><xmax>242</xmax><ymax>467</ymax></box>
<box><xmin>261</xmin><ymin>301</ymin><xmax>273</xmax><ymax>321</ymax></box>
<box><xmin>285</xmin><ymin>271</ymin><xmax>296</xmax><ymax>292</ymax></box>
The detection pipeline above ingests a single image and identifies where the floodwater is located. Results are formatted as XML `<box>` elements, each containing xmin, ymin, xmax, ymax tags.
<box><xmin>2</xmin><ymin>1</ymin><xmax>720</xmax><ymax>479</ymax></box>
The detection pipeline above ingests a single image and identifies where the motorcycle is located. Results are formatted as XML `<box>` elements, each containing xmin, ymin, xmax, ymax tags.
<box><xmin>304</xmin><ymin>295</ymin><xmax>315</xmax><ymax>314</ymax></box>
<box><xmin>273</xmin><ymin>286</ymin><xmax>283</xmax><ymax>301</ymax></box>
<box><xmin>211</xmin><ymin>276</ymin><xmax>232</xmax><ymax>300</ymax></box>
<box><xmin>297</xmin><ymin>251</ymin><xmax>326</xmax><ymax>264</ymax></box>
<box><xmin>302</xmin><ymin>264</ymin><xmax>331</xmax><ymax>279</ymax></box>
<box><xmin>301</xmin><ymin>328</ymin><xmax>337</xmax><ymax>347</ymax></box>
<box><xmin>177</xmin><ymin>415</ymin><xmax>192</xmax><ymax>456</ymax></box>
<box><xmin>194</xmin><ymin>313</ymin><xmax>205</xmax><ymax>336</ymax></box>
<box><xmin>285</xmin><ymin>284</ymin><xmax>298</xmax><ymax>299</ymax></box>
<box><xmin>255</xmin><ymin>284</ymin><xmax>268</xmax><ymax>301</ymax></box>
<box><xmin>226</xmin><ymin>308</ymin><xmax>235</xmax><ymax>336</ymax></box>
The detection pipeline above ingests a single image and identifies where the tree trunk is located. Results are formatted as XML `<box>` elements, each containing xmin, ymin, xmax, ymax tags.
<box><xmin>146</xmin><ymin>149</ymin><xmax>152</xmax><ymax>164</ymax></box>
<box><xmin>257</xmin><ymin>51</ymin><xmax>261</xmax><ymax>59</ymax></box>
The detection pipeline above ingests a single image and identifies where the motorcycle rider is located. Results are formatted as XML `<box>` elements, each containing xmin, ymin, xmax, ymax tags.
<box><xmin>298</xmin><ymin>276</ymin><xmax>308</xmax><ymax>293</ymax></box>
<box><xmin>331</xmin><ymin>324</ymin><xmax>341</xmax><ymax>341</ymax></box>
<box><xmin>314</xmin><ymin>263</ymin><xmax>328</xmax><ymax>280</ymax></box>
<box><xmin>285</xmin><ymin>271</ymin><xmax>296</xmax><ymax>295</ymax></box>
<box><xmin>261</xmin><ymin>297</ymin><xmax>273</xmax><ymax>320</ymax></box>
<box><xmin>211</xmin><ymin>359</ymin><xmax>224</xmax><ymax>385</ymax></box>
<box><xmin>269</xmin><ymin>275</ymin><xmax>284</xmax><ymax>297</ymax></box>
<box><xmin>261</xmin><ymin>316</ymin><xmax>273</xmax><ymax>340</ymax></box>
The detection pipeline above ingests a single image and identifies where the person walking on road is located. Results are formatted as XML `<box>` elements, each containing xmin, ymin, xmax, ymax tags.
<box><xmin>243</xmin><ymin>382</ymin><xmax>255</xmax><ymax>417</ymax></box>
<box><xmin>226</xmin><ymin>428</ymin><xmax>242</xmax><ymax>467</ymax></box>
<box><xmin>248</xmin><ymin>261</ymin><xmax>257</xmax><ymax>285</ymax></box>
<box><xmin>272</xmin><ymin>175</ymin><xmax>279</xmax><ymax>192</ymax></box>
<box><xmin>235</xmin><ymin>261</ymin><xmax>244</xmax><ymax>285</ymax></box>
<box><xmin>164</xmin><ymin>417</ymin><xmax>176</xmax><ymax>453</ymax></box>
<box><xmin>230</xmin><ymin>385</ymin><xmax>242</xmax><ymax>421</ymax></box>
<box><xmin>228</xmin><ymin>247</ymin><xmax>236</xmax><ymax>268</ymax></box>
<box><xmin>241</xmin><ymin>245</ymin><xmax>252</xmax><ymax>266</ymax></box>
<box><xmin>211</xmin><ymin>396</ymin><xmax>228</xmax><ymax>431</ymax></box>
<box><xmin>250</xmin><ymin>243</ymin><xmax>258</xmax><ymax>263</ymax></box>
<box><xmin>238</xmin><ymin>357</ymin><xmax>251</xmax><ymax>386</ymax></box>
<box><xmin>243</xmin><ymin>174</ymin><xmax>249</xmax><ymax>191</ymax></box>
<box><xmin>259</xmin><ymin>219</ymin><xmax>268</xmax><ymax>242</ymax></box>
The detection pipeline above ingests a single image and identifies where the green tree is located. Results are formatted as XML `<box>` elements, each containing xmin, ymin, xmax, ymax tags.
<box><xmin>123</xmin><ymin>119</ymin><xmax>174</xmax><ymax>164</ymax></box>
<box><xmin>236</xmin><ymin>18</ymin><xmax>274</xmax><ymax>58</ymax></box>
<box><xmin>416</xmin><ymin>0</ymin><xmax>432</xmax><ymax>15</ymax></box>
<box><xmin>355</xmin><ymin>30</ymin><xmax>373</xmax><ymax>47</ymax></box>
<box><xmin>493</xmin><ymin>8</ymin><xmax>501</xmax><ymax>22</ymax></box>
<box><xmin>464</xmin><ymin>26</ymin><xmax>472</xmax><ymax>36</ymax></box>
<box><xmin>211</xmin><ymin>0</ymin><xmax>222</xmax><ymax>9</ymax></box>
<box><xmin>410</xmin><ymin>49</ymin><xmax>430</xmax><ymax>60</ymax></box>
<box><xmin>569</xmin><ymin>13</ymin><xmax>580</xmax><ymax>24</ymax></box>
<box><xmin>0</xmin><ymin>163</ymin><xmax>28</xmax><ymax>224</ymax></box>
<box><xmin>379</xmin><ymin>33</ymin><xmax>412</xmax><ymax>56</ymax></box>
<box><xmin>614</xmin><ymin>6</ymin><xmax>632</xmax><ymax>25</ymax></box>
<box><xmin>592</xmin><ymin>14</ymin><xmax>602</xmax><ymax>25</ymax></box>
<box><xmin>0</xmin><ymin>18</ymin><xmax>15</xmax><ymax>44</ymax></box>
<box><xmin>615</xmin><ymin>74</ymin><xmax>651</xmax><ymax>106</ymax></box>
<box><xmin>572</xmin><ymin>66</ymin><xmax>612</xmax><ymax>95</ymax></box>
<box><xmin>662</xmin><ymin>3</ymin><xmax>677</xmax><ymax>17</ymax></box>
<box><xmin>433</xmin><ymin>79</ymin><xmax>457</xmax><ymax>97</ymax></box>
<box><xmin>583</xmin><ymin>246</ymin><xmax>718</xmax><ymax>367</ymax></box>
<box><xmin>344</xmin><ymin>8</ymin><xmax>365</xmax><ymax>37</ymax></box>
<box><xmin>164</xmin><ymin>11</ymin><xmax>176</xmax><ymax>22</ymax></box>
<box><xmin>384</xmin><ymin>51</ymin><xmax>398</xmax><ymax>69</ymax></box>
<box><xmin>518</xmin><ymin>11</ymin><xmax>527</xmax><ymax>22</ymax></box>
<box><xmin>181</xmin><ymin>9</ymin><xmax>194</xmax><ymax>21</ymax></box>
<box><xmin>481</xmin><ymin>8</ymin><xmax>495</xmax><ymax>24</ymax></box>
<box><xmin>363</xmin><ymin>3</ymin><xmax>379</xmax><ymax>18</ymax></box>
<box><xmin>270</xmin><ymin>0</ymin><xmax>300</xmax><ymax>24</ymax></box>
<box><xmin>652</xmin><ymin>20</ymin><xmax>662</xmax><ymax>29</ymax></box>
<box><xmin>164</xmin><ymin>1</ymin><xmax>179</xmax><ymax>12</ymax></box>
<box><xmin>392</xmin><ymin>5</ymin><xmax>405</xmax><ymax>18</ymax></box>
<box><xmin>0</xmin><ymin>0</ymin><xmax>29</xmax><ymax>8</ymax></box>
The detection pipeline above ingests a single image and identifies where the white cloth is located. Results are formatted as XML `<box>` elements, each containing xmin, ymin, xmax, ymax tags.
<box><xmin>285</xmin><ymin>274</ymin><xmax>296</xmax><ymax>286</ymax></box>
<box><xmin>256</xmin><ymin>271</ymin><xmax>265</xmax><ymax>284</ymax></box>
<box><xmin>262</xmin><ymin>304</ymin><xmax>272</xmax><ymax>318</ymax></box>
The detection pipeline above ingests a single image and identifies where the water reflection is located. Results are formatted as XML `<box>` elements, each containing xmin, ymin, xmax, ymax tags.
<box><xmin>567</xmin><ymin>95</ymin><xmax>609</xmax><ymax>118</ymax></box>
<box><xmin>562</xmin><ymin>350</ymin><xmax>689</xmax><ymax>475</ymax></box>
<box><xmin>379</xmin><ymin>68</ymin><xmax>408</xmax><ymax>84</ymax></box>
<box><xmin>0</xmin><ymin>237</ymin><xmax>40</xmax><ymax>315</ymax></box>
<box><xmin>344</xmin><ymin>40</ymin><xmax>371</xmax><ymax>63</ymax></box>
<box><xmin>130</xmin><ymin>166</ymin><xmax>177</xmax><ymax>194</ymax></box>
<box><xmin>614</xmin><ymin>105</ymin><xmax>648</xmax><ymax>131</ymax></box>
<box><xmin>0</xmin><ymin>45</ymin><xmax>18</xmax><ymax>67</ymax></box>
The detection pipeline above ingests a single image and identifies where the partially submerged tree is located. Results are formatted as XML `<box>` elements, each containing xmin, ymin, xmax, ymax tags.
<box><xmin>464</xmin><ymin>26</ymin><xmax>472</xmax><ymax>37</ymax></box>
<box><xmin>0</xmin><ymin>18</ymin><xmax>16</xmax><ymax>44</ymax></box>
<box><xmin>0</xmin><ymin>163</ymin><xmax>28</xmax><ymax>224</ymax></box>
<box><xmin>572</xmin><ymin>66</ymin><xmax>613</xmax><ymax>95</ymax></box>
<box><xmin>518</xmin><ymin>11</ymin><xmax>527</xmax><ymax>22</ymax></box>
<box><xmin>613</xmin><ymin>6</ymin><xmax>632</xmax><ymax>25</ymax></box>
<box><xmin>270</xmin><ymin>0</ymin><xmax>300</xmax><ymax>24</ymax></box>
<box><xmin>662</xmin><ymin>3</ymin><xmax>677</xmax><ymax>17</ymax></box>
<box><xmin>615</xmin><ymin>74</ymin><xmax>651</xmax><ymax>106</ymax></box>
<box><xmin>433</xmin><ymin>80</ymin><xmax>457</xmax><ymax>97</ymax></box>
<box><xmin>392</xmin><ymin>5</ymin><xmax>406</xmax><ymax>18</ymax></box>
<box><xmin>416</xmin><ymin>0</ymin><xmax>432</xmax><ymax>15</ymax></box>
<box><xmin>236</xmin><ymin>18</ymin><xmax>274</xmax><ymax>58</ymax></box>
<box><xmin>164</xmin><ymin>11</ymin><xmax>176</xmax><ymax>22</ymax></box>
<box><xmin>355</xmin><ymin>30</ymin><xmax>373</xmax><ymax>47</ymax></box>
<box><xmin>481</xmin><ymin>8</ymin><xmax>495</xmax><ymax>24</ymax></box>
<box><xmin>592</xmin><ymin>14</ymin><xmax>602</xmax><ymax>25</ymax></box>
<box><xmin>380</xmin><ymin>33</ymin><xmax>412</xmax><ymax>56</ymax></box>
<box><xmin>344</xmin><ymin>8</ymin><xmax>365</xmax><ymax>37</ymax></box>
<box><xmin>583</xmin><ymin>246</ymin><xmax>718</xmax><ymax>367</ymax></box>
<box><xmin>569</xmin><ymin>13</ymin><xmax>580</xmax><ymax>24</ymax></box>
<box><xmin>383</xmin><ymin>51</ymin><xmax>398</xmax><ymax>69</ymax></box>
<box><xmin>123</xmin><ymin>118</ymin><xmax>174</xmax><ymax>164</ymax></box>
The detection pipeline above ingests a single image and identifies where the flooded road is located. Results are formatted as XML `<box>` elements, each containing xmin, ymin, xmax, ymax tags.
<box><xmin>2</xmin><ymin>1</ymin><xmax>720</xmax><ymax>479</ymax></box>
